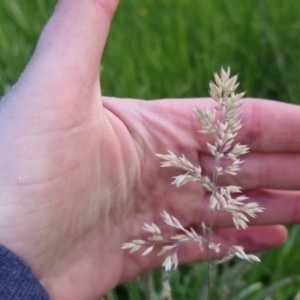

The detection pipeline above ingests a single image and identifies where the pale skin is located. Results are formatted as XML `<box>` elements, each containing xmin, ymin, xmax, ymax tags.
<box><xmin>0</xmin><ymin>0</ymin><xmax>300</xmax><ymax>299</ymax></box>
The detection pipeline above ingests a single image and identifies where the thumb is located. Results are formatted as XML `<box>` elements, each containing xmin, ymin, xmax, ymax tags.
<box><xmin>34</xmin><ymin>0</ymin><xmax>118</xmax><ymax>79</ymax></box>
<box><xmin>12</xmin><ymin>0</ymin><xmax>118</xmax><ymax>108</ymax></box>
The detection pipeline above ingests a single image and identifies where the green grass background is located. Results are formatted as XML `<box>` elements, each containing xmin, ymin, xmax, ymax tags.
<box><xmin>1</xmin><ymin>0</ymin><xmax>300</xmax><ymax>299</ymax></box>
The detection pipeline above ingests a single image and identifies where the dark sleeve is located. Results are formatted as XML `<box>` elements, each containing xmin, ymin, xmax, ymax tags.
<box><xmin>0</xmin><ymin>245</ymin><xmax>50</xmax><ymax>300</ymax></box>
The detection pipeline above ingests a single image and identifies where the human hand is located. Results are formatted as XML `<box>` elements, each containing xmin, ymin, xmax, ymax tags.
<box><xmin>0</xmin><ymin>0</ymin><xmax>299</xmax><ymax>299</ymax></box>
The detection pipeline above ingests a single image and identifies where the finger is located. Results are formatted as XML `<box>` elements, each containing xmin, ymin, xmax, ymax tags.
<box><xmin>169</xmin><ymin>189</ymin><xmax>300</xmax><ymax>229</ymax></box>
<box><xmin>240</xmin><ymin>99</ymin><xmax>300</xmax><ymax>152</ymax></box>
<box><xmin>121</xmin><ymin>225</ymin><xmax>286</xmax><ymax>281</ymax></box>
<box><xmin>198</xmin><ymin>152</ymin><xmax>300</xmax><ymax>190</ymax></box>
<box><xmin>189</xmin><ymin>189</ymin><xmax>300</xmax><ymax>228</ymax></box>
<box><xmin>245</xmin><ymin>189</ymin><xmax>300</xmax><ymax>225</ymax></box>
<box><xmin>148</xmin><ymin>98</ymin><xmax>300</xmax><ymax>154</ymax></box>
<box><xmin>177</xmin><ymin>225</ymin><xmax>287</xmax><ymax>265</ymax></box>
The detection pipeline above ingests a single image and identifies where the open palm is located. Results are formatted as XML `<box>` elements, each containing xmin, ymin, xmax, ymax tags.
<box><xmin>0</xmin><ymin>1</ymin><xmax>300</xmax><ymax>299</ymax></box>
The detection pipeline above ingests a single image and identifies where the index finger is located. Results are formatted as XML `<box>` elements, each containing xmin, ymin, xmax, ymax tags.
<box><xmin>149</xmin><ymin>97</ymin><xmax>300</xmax><ymax>153</ymax></box>
<box><xmin>240</xmin><ymin>98</ymin><xmax>300</xmax><ymax>152</ymax></box>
